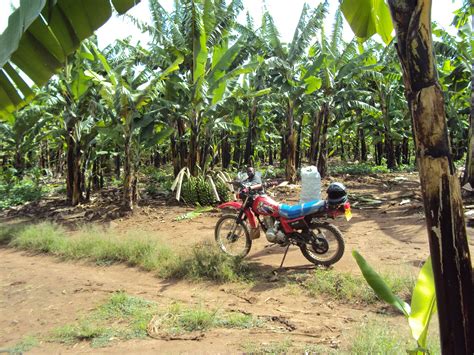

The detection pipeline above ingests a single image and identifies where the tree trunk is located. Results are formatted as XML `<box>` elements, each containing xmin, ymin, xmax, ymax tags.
<box><xmin>114</xmin><ymin>154</ymin><xmax>121</xmax><ymax>180</ymax></box>
<box><xmin>189</xmin><ymin>111</ymin><xmax>200</xmax><ymax>176</ymax></box>
<box><xmin>375</xmin><ymin>140</ymin><xmax>383</xmax><ymax>165</ymax></box>
<box><xmin>296</xmin><ymin>116</ymin><xmax>303</xmax><ymax>170</ymax></box>
<box><xmin>244</xmin><ymin>103</ymin><xmax>257</xmax><ymax>165</ymax></box>
<box><xmin>221</xmin><ymin>134</ymin><xmax>231</xmax><ymax>169</ymax></box>
<box><xmin>388</xmin><ymin>1</ymin><xmax>474</xmax><ymax>353</ymax></box>
<box><xmin>14</xmin><ymin>145</ymin><xmax>23</xmax><ymax>175</ymax></box>
<box><xmin>340</xmin><ymin>136</ymin><xmax>345</xmax><ymax>161</ymax></box>
<box><xmin>380</xmin><ymin>91</ymin><xmax>397</xmax><ymax>169</ymax></box>
<box><xmin>268</xmin><ymin>144</ymin><xmax>273</xmax><ymax>166</ymax></box>
<box><xmin>360</xmin><ymin>127</ymin><xmax>367</xmax><ymax>161</ymax></box>
<box><xmin>66</xmin><ymin>125</ymin><xmax>81</xmax><ymax>205</ymax></box>
<box><xmin>402</xmin><ymin>137</ymin><xmax>410</xmax><ymax>164</ymax></box>
<box><xmin>123</xmin><ymin>130</ymin><xmax>133</xmax><ymax>211</ymax></box>
<box><xmin>310</xmin><ymin>110</ymin><xmax>322</xmax><ymax>165</ymax></box>
<box><xmin>317</xmin><ymin>103</ymin><xmax>329</xmax><ymax>178</ymax></box>
<box><xmin>232</xmin><ymin>133</ymin><xmax>242</xmax><ymax>167</ymax></box>
<box><xmin>354</xmin><ymin>127</ymin><xmax>360</xmax><ymax>161</ymax></box>
<box><xmin>177</xmin><ymin>118</ymin><xmax>187</xmax><ymax>171</ymax></box>
<box><xmin>463</xmin><ymin>21</ymin><xmax>474</xmax><ymax>187</ymax></box>
<box><xmin>286</xmin><ymin>100</ymin><xmax>297</xmax><ymax>183</ymax></box>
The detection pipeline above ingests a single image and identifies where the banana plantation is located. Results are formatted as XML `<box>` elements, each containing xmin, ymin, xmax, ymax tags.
<box><xmin>0</xmin><ymin>0</ymin><xmax>470</xmax><ymax>211</ymax></box>
<box><xmin>0</xmin><ymin>0</ymin><xmax>473</xmax><ymax>352</ymax></box>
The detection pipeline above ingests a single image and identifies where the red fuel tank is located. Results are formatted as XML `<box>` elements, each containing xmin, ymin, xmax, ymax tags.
<box><xmin>252</xmin><ymin>194</ymin><xmax>280</xmax><ymax>217</ymax></box>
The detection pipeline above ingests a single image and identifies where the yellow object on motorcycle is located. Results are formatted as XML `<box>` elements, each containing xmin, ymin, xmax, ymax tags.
<box><xmin>345</xmin><ymin>206</ymin><xmax>352</xmax><ymax>221</ymax></box>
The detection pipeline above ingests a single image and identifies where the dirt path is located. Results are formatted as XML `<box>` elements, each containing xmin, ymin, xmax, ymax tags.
<box><xmin>1</xmin><ymin>173</ymin><xmax>473</xmax><ymax>353</ymax></box>
<box><xmin>1</xmin><ymin>248</ymin><xmax>378</xmax><ymax>353</ymax></box>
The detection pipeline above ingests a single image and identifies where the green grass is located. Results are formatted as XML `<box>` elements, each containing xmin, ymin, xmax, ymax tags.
<box><xmin>6</xmin><ymin>335</ymin><xmax>39</xmax><ymax>354</ymax></box>
<box><xmin>159</xmin><ymin>241</ymin><xmax>256</xmax><ymax>282</ymax></box>
<box><xmin>54</xmin><ymin>297</ymin><xmax>262</xmax><ymax>346</ymax></box>
<box><xmin>152</xmin><ymin>302</ymin><xmax>261</xmax><ymax>335</ymax></box>
<box><xmin>51</xmin><ymin>292</ymin><xmax>157</xmax><ymax>347</ymax></box>
<box><xmin>349</xmin><ymin>317</ymin><xmax>440</xmax><ymax>354</ymax></box>
<box><xmin>302</xmin><ymin>268</ymin><xmax>414</xmax><ymax>305</ymax></box>
<box><xmin>1</xmin><ymin>222</ymin><xmax>254</xmax><ymax>283</ymax></box>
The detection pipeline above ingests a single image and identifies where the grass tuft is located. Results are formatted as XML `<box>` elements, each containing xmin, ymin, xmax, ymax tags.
<box><xmin>51</xmin><ymin>292</ymin><xmax>157</xmax><ymax>347</ymax></box>
<box><xmin>303</xmin><ymin>268</ymin><xmax>414</xmax><ymax>305</ymax></box>
<box><xmin>157</xmin><ymin>242</ymin><xmax>256</xmax><ymax>283</ymax></box>
<box><xmin>350</xmin><ymin>317</ymin><xmax>440</xmax><ymax>354</ymax></box>
<box><xmin>7</xmin><ymin>335</ymin><xmax>39</xmax><ymax>353</ymax></box>
<box><xmin>152</xmin><ymin>302</ymin><xmax>261</xmax><ymax>335</ymax></box>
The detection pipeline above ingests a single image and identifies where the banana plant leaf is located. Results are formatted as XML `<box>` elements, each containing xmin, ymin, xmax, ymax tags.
<box><xmin>340</xmin><ymin>0</ymin><xmax>393</xmax><ymax>44</ymax></box>
<box><xmin>0</xmin><ymin>0</ymin><xmax>140</xmax><ymax>120</ymax></box>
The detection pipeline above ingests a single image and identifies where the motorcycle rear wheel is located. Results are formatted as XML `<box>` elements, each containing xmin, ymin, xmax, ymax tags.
<box><xmin>215</xmin><ymin>214</ymin><xmax>252</xmax><ymax>257</ymax></box>
<box><xmin>300</xmin><ymin>223</ymin><xmax>345</xmax><ymax>266</ymax></box>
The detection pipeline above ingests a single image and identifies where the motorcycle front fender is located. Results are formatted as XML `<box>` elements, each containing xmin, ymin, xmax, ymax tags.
<box><xmin>217</xmin><ymin>201</ymin><xmax>258</xmax><ymax>228</ymax></box>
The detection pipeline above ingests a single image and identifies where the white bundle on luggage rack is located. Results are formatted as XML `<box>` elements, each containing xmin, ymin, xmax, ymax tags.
<box><xmin>300</xmin><ymin>165</ymin><xmax>321</xmax><ymax>203</ymax></box>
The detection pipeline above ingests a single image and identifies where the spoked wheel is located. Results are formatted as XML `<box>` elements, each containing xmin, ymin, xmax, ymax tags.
<box><xmin>215</xmin><ymin>214</ymin><xmax>252</xmax><ymax>257</ymax></box>
<box><xmin>300</xmin><ymin>223</ymin><xmax>345</xmax><ymax>266</ymax></box>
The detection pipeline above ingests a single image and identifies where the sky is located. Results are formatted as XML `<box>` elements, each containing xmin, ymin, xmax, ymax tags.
<box><xmin>0</xmin><ymin>0</ymin><xmax>464</xmax><ymax>49</ymax></box>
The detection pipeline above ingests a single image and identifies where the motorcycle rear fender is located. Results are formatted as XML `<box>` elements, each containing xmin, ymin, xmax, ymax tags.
<box><xmin>217</xmin><ymin>201</ymin><xmax>258</xmax><ymax>228</ymax></box>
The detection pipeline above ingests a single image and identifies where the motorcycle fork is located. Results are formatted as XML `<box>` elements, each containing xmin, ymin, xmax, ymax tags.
<box><xmin>230</xmin><ymin>196</ymin><xmax>250</xmax><ymax>235</ymax></box>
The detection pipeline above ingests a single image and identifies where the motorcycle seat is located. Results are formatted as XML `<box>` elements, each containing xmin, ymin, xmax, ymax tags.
<box><xmin>279</xmin><ymin>200</ymin><xmax>327</xmax><ymax>219</ymax></box>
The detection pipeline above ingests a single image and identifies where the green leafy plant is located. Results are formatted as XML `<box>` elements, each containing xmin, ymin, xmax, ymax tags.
<box><xmin>353</xmin><ymin>251</ymin><xmax>437</xmax><ymax>354</ymax></box>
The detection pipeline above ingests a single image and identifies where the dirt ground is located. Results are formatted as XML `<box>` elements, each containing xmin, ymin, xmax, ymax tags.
<box><xmin>1</xmin><ymin>172</ymin><xmax>473</xmax><ymax>353</ymax></box>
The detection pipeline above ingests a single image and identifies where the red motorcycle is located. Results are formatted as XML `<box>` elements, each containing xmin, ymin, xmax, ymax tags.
<box><xmin>214</xmin><ymin>180</ymin><xmax>352</xmax><ymax>267</ymax></box>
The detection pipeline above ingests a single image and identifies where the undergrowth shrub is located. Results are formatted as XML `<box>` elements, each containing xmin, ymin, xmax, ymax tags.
<box><xmin>157</xmin><ymin>242</ymin><xmax>255</xmax><ymax>282</ymax></box>
<box><xmin>0</xmin><ymin>179</ymin><xmax>43</xmax><ymax>210</ymax></box>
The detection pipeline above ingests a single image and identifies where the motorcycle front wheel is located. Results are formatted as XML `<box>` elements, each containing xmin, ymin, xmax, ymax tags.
<box><xmin>300</xmin><ymin>223</ymin><xmax>345</xmax><ymax>266</ymax></box>
<box><xmin>215</xmin><ymin>214</ymin><xmax>252</xmax><ymax>257</ymax></box>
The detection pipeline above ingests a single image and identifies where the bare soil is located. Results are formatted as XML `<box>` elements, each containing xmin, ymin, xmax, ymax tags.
<box><xmin>1</xmin><ymin>172</ymin><xmax>473</xmax><ymax>353</ymax></box>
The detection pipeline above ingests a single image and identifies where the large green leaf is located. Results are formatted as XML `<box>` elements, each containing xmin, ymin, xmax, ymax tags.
<box><xmin>304</xmin><ymin>76</ymin><xmax>322</xmax><ymax>94</ymax></box>
<box><xmin>340</xmin><ymin>0</ymin><xmax>393</xmax><ymax>44</ymax></box>
<box><xmin>408</xmin><ymin>257</ymin><xmax>437</xmax><ymax>348</ymax></box>
<box><xmin>0</xmin><ymin>0</ymin><xmax>140</xmax><ymax>119</ymax></box>
<box><xmin>352</xmin><ymin>250</ymin><xmax>411</xmax><ymax>316</ymax></box>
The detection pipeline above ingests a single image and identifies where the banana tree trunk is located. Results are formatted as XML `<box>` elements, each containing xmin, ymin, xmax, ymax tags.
<box><xmin>380</xmin><ymin>91</ymin><xmax>397</xmax><ymax>169</ymax></box>
<box><xmin>189</xmin><ymin>111</ymin><xmax>200</xmax><ymax>176</ymax></box>
<box><xmin>123</xmin><ymin>129</ymin><xmax>133</xmax><ymax>211</ymax></box>
<box><xmin>286</xmin><ymin>100</ymin><xmax>297</xmax><ymax>183</ymax></box>
<box><xmin>244</xmin><ymin>102</ymin><xmax>257</xmax><ymax>165</ymax></box>
<box><xmin>388</xmin><ymin>1</ymin><xmax>474</xmax><ymax>353</ymax></box>
<box><xmin>360</xmin><ymin>127</ymin><xmax>367</xmax><ymax>162</ymax></box>
<box><xmin>402</xmin><ymin>136</ymin><xmax>410</xmax><ymax>164</ymax></box>
<box><xmin>66</xmin><ymin>124</ymin><xmax>82</xmax><ymax>206</ymax></box>
<box><xmin>296</xmin><ymin>115</ymin><xmax>303</xmax><ymax>170</ymax></box>
<box><xmin>177</xmin><ymin>118</ymin><xmax>187</xmax><ymax>171</ymax></box>
<box><xmin>463</xmin><ymin>31</ymin><xmax>474</xmax><ymax>187</ymax></box>
<box><xmin>310</xmin><ymin>110</ymin><xmax>322</xmax><ymax>165</ymax></box>
<box><xmin>317</xmin><ymin>103</ymin><xmax>329</xmax><ymax>178</ymax></box>
<box><xmin>221</xmin><ymin>133</ymin><xmax>231</xmax><ymax>169</ymax></box>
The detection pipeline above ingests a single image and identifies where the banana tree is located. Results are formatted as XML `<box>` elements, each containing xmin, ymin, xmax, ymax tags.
<box><xmin>0</xmin><ymin>0</ymin><xmax>140</xmax><ymax>121</ymax></box>
<box><xmin>341</xmin><ymin>1</ymin><xmax>474</xmax><ymax>352</ymax></box>
<box><xmin>86</xmin><ymin>42</ymin><xmax>180</xmax><ymax>210</ymax></box>
<box><xmin>260</xmin><ymin>3</ymin><xmax>326</xmax><ymax>182</ymax></box>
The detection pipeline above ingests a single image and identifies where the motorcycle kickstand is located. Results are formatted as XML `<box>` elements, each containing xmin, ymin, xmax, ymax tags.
<box><xmin>279</xmin><ymin>244</ymin><xmax>290</xmax><ymax>269</ymax></box>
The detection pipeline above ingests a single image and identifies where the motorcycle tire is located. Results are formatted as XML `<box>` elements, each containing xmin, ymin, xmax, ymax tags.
<box><xmin>300</xmin><ymin>223</ymin><xmax>345</xmax><ymax>266</ymax></box>
<box><xmin>215</xmin><ymin>214</ymin><xmax>252</xmax><ymax>257</ymax></box>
